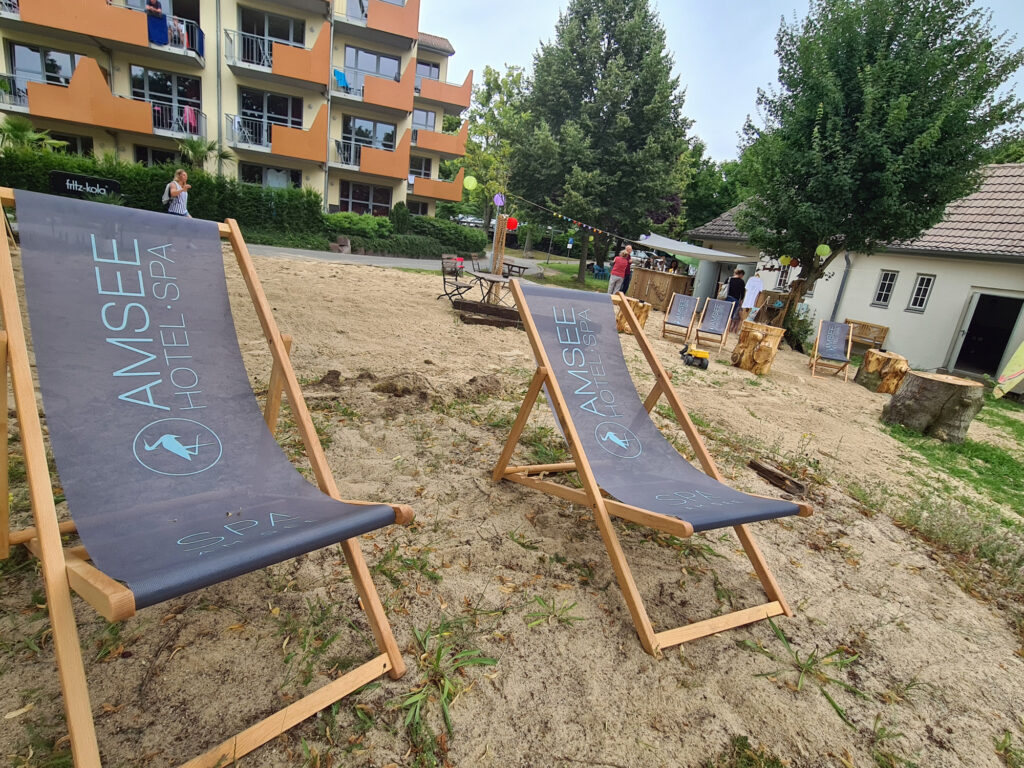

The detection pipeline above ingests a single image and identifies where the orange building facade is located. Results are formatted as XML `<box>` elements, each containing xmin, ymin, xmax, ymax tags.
<box><xmin>0</xmin><ymin>0</ymin><xmax>471</xmax><ymax>216</ymax></box>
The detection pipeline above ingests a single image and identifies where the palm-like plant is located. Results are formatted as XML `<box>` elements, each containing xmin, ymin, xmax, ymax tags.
<box><xmin>0</xmin><ymin>115</ymin><xmax>67</xmax><ymax>152</ymax></box>
<box><xmin>176</xmin><ymin>137</ymin><xmax>235</xmax><ymax>170</ymax></box>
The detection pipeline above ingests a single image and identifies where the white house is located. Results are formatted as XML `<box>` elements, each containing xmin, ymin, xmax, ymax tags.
<box><xmin>685</xmin><ymin>164</ymin><xmax>1024</xmax><ymax>390</ymax></box>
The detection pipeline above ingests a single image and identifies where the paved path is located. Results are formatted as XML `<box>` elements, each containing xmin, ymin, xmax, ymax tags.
<box><xmin>248</xmin><ymin>244</ymin><xmax>545</xmax><ymax>275</ymax></box>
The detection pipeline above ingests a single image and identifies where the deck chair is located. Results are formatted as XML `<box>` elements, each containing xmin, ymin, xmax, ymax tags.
<box><xmin>0</xmin><ymin>190</ymin><xmax>413</xmax><ymax>767</ymax></box>
<box><xmin>809</xmin><ymin>319</ymin><xmax>853</xmax><ymax>381</ymax></box>
<box><xmin>438</xmin><ymin>254</ymin><xmax>474</xmax><ymax>303</ymax></box>
<box><xmin>661</xmin><ymin>292</ymin><xmax>700</xmax><ymax>344</ymax></box>
<box><xmin>693</xmin><ymin>297</ymin><xmax>735</xmax><ymax>353</ymax></box>
<box><xmin>494</xmin><ymin>281</ymin><xmax>812</xmax><ymax>656</ymax></box>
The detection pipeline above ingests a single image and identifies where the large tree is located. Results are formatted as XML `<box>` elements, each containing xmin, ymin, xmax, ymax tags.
<box><xmin>738</xmin><ymin>0</ymin><xmax>1023</xmax><ymax>300</ymax></box>
<box><xmin>512</xmin><ymin>0</ymin><xmax>689</xmax><ymax>279</ymax></box>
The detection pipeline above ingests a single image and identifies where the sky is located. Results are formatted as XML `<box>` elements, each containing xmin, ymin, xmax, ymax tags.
<box><xmin>418</xmin><ymin>0</ymin><xmax>1024</xmax><ymax>163</ymax></box>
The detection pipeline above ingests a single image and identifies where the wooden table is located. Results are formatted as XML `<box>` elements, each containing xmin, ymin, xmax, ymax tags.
<box><xmin>466</xmin><ymin>270</ymin><xmax>511</xmax><ymax>305</ymax></box>
<box><xmin>627</xmin><ymin>268</ymin><xmax>693</xmax><ymax>311</ymax></box>
<box><xmin>501</xmin><ymin>257</ymin><xmax>531</xmax><ymax>278</ymax></box>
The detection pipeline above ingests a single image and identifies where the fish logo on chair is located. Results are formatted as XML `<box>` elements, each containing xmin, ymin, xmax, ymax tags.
<box><xmin>594</xmin><ymin>422</ymin><xmax>642</xmax><ymax>459</ymax></box>
<box><xmin>133</xmin><ymin>418</ymin><xmax>223</xmax><ymax>476</ymax></box>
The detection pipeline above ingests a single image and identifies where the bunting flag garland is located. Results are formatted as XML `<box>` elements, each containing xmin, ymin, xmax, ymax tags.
<box><xmin>503</xmin><ymin>192</ymin><xmax>644</xmax><ymax>248</ymax></box>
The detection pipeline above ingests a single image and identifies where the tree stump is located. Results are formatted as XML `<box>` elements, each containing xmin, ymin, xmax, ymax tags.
<box><xmin>615</xmin><ymin>296</ymin><xmax>651</xmax><ymax>334</ymax></box>
<box><xmin>854</xmin><ymin>349</ymin><xmax>910</xmax><ymax>394</ymax></box>
<box><xmin>881</xmin><ymin>371</ymin><xmax>984</xmax><ymax>443</ymax></box>
<box><xmin>731</xmin><ymin>321</ymin><xmax>785</xmax><ymax>375</ymax></box>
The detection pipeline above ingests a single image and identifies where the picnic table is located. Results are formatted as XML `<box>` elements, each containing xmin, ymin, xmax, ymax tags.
<box><xmin>467</xmin><ymin>269</ymin><xmax>512</xmax><ymax>305</ymax></box>
<box><xmin>500</xmin><ymin>256</ymin><xmax>531</xmax><ymax>278</ymax></box>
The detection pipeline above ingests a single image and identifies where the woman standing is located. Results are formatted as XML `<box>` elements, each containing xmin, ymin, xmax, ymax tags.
<box><xmin>167</xmin><ymin>169</ymin><xmax>192</xmax><ymax>218</ymax></box>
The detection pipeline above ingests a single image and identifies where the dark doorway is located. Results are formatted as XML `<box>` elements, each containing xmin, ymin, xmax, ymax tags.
<box><xmin>955</xmin><ymin>294</ymin><xmax>1024</xmax><ymax>375</ymax></box>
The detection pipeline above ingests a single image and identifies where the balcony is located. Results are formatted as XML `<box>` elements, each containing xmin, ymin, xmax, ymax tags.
<box><xmin>416</xmin><ymin>70</ymin><xmax>472</xmax><ymax>114</ymax></box>
<box><xmin>0</xmin><ymin>58</ymin><xmax>152</xmax><ymax>133</ymax></box>
<box><xmin>412</xmin><ymin>120</ymin><xmax>467</xmax><ymax>158</ymax></box>
<box><xmin>144</xmin><ymin>100</ymin><xmax>206</xmax><ymax>139</ymax></box>
<box><xmin>334</xmin><ymin>0</ymin><xmax>419</xmax><ymax>49</ymax></box>
<box><xmin>226</xmin><ymin>105</ymin><xmax>327</xmax><ymax>163</ymax></box>
<box><xmin>224</xmin><ymin>26</ymin><xmax>329</xmax><ymax>90</ymax></box>
<box><xmin>331</xmin><ymin>62</ymin><xmax>414</xmax><ymax>117</ymax></box>
<box><xmin>410</xmin><ymin>167</ymin><xmax>464</xmax><ymax>202</ymax></box>
<box><xmin>0</xmin><ymin>0</ymin><xmax>204</xmax><ymax>66</ymax></box>
<box><xmin>329</xmin><ymin>130</ymin><xmax>409</xmax><ymax>179</ymax></box>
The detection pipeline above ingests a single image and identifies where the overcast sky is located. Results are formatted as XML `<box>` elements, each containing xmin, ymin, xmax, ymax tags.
<box><xmin>419</xmin><ymin>0</ymin><xmax>1024</xmax><ymax>162</ymax></box>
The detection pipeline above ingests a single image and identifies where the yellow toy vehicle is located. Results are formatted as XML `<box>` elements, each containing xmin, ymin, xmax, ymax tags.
<box><xmin>679</xmin><ymin>343</ymin><xmax>710</xmax><ymax>370</ymax></box>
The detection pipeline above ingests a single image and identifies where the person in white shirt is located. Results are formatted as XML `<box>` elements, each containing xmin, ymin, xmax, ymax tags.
<box><xmin>166</xmin><ymin>169</ymin><xmax>192</xmax><ymax>217</ymax></box>
<box><xmin>741</xmin><ymin>270</ymin><xmax>764</xmax><ymax>324</ymax></box>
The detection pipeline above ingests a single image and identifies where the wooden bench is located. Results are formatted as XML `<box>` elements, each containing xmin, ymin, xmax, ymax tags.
<box><xmin>844</xmin><ymin>318</ymin><xmax>889</xmax><ymax>349</ymax></box>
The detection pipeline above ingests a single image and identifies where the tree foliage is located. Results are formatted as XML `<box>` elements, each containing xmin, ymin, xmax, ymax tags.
<box><xmin>512</xmin><ymin>0</ymin><xmax>690</xmax><ymax>279</ymax></box>
<box><xmin>738</xmin><ymin>0</ymin><xmax>1023</xmax><ymax>298</ymax></box>
<box><xmin>680</xmin><ymin>140</ymin><xmax>752</xmax><ymax>231</ymax></box>
<box><xmin>0</xmin><ymin>114</ymin><xmax>67</xmax><ymax>152</ymax></box>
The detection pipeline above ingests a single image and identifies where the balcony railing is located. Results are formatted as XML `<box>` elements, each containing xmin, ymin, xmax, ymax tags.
<box><xmin>334</xmin><ymin>139</ymin><xmax>361</xmax><ymax>166</ymax></box>
<box><xmin>332</xmin><ymin>67</ymin><xmax>402</xmax><ymax>98</ymax></box>
<box><xmin>145</xmin><ymin>100</ymin><xmax>205</xmax><ymax>137</ymax></box>
<box><xmin>0</xmin><ymin>72</ymin><xmax>37</xmax><ymax>108</ymax></box>
<box><xmin>104</xmin><ymin>2</ymin><xmax>205</xmax><ymax>57</ymax></box>
<box><xmin>226</xmin><ymin>114</ymin><xmax>274</xmax><ymax>148</ymax></box>
<box><xmin>225</xmin><ymin>29</ymin><xmax>305</xmax><ymax>69</ymax></box>
<box><xmin>336</xmin><ymin>0</ymin><xmax>404</xmax><ymax>23</ymax></box>
<box><xmin>0</xmin><ymin>0</ymin><xmax>19</xmax><ymax>13</ymax></box>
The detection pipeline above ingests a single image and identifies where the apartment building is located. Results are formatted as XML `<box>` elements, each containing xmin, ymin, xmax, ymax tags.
<box><xmin>0</xmin><ymin>0</ymin><xmax>471</xmax><ymax>215</ymax></box>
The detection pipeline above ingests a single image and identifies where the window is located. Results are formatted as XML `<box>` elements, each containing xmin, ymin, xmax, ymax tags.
<box><xmin>131</xmin><ymin>66</ymin><xmax>201</xmax><ymax>134</ymax></box>
<box><xmin>240</xmin><ymin>163</ymin><xmax>301</xmax><ymax>189</ymax></box>
<box><xmin>338</xmin><ymin>115</ymin><xmax>395</xmax><ymax>163</ymax></box>
<box><xmin>344</xmin><ymin>46</ymin><xmax>400</xmax><ymax>80</ymax></box>
<box><xmin>237</xmin><ymin>7</ymin><xmax>304</xmax><ymax>67</ymax></box>
<box><xmin>412</xmin><ymin>108</ymin><xmax>436</xmax><ymax>132</ymax></box>
<box><xmin>9</xmin><ymin>43</ymin><xmax>85</xmax><ymax>89</ymax></box>
<box><xmin>906</xmin><ymin>274</ymin><xmax>935</xmax><ymax>313</ymax></box>
<box><xmin>134</xmin><ymin>145</ymin><xmax>178</xmax><ymax>166</ymax></box>
<box><xmin>50</xmin><ymin>133</ymin><xmax>93</xmax><ymax>156</ymax></box>
<box><xmin>416</xmin><ymin>60</ymin><xmax>440</xmax><ymax>81</ymax></box>
<box><xmin>407</xmin><ymin>200</ymin><xmax>429</xmax><ymax>216</ymax></box>
<box><xmin>237</xmin><ymin>87</ymin><xmax>303</xmax><ymax>146</ymax></box>
<box><xmin>409</xmin><ymin>156</ymin><xmax>431</xmax><ymax>179</ymax></box>
<box><xmin>777</xmin><ymin>264</ymin><xmax>792</xmax><ymax>289</ymax></box>
<box><xmin>339</xmin><ymin>180</ymin><xmax>391</xmax><ymax>216</ymax></box>
<box><xmin>872</xmin><ymin>270</ymin><xmax>899</xmax><ymax>307</ymax></box>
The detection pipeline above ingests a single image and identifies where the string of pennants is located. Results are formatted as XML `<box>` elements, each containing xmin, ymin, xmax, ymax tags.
<box><xmin>504</xmin><ymin>192</ymin><xmax>641</xmax><ymax>247</ymax></box>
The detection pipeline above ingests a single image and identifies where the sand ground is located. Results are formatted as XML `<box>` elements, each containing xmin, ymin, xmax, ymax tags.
<box><xmin>2</xmin><ymin>251</ymin><xmax>1022</xmax><ymax>768</ymax></box>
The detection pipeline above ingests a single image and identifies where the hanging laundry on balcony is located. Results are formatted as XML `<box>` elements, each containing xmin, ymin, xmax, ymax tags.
<box><xmin>333</xmin><ymin>69</ymin><xmax>349</xmax><ymax>91</ymax></box>
<box><xmin>147</xmin><ymin>13</ymin><xmax>169</xmax><ymax>46</ymax></box>
<box><xmin>182</xmin><ymin>105</ymin><xmax>198</xmax><ymax>134</ymax></box>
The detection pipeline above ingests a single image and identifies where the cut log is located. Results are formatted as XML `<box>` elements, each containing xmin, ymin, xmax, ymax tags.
<box><xmin>880</xmin><ymin>371</ymin><xmax>984</xmax><ymax>443</ymax></box>
<box><xmin>854</xmin><ymin>349</ymin><xmax>910</xmax><ymax>394</ymax></box>
<box><xmin>731</xmin><ymin>321</ymin><xmax>785</xmax><ymax>375</ymax></box>
<box><xmin>615</xmin><ymin>296</ymin><xmax>652</xmax><ymax>334</ymax></box>
<box><xmin>748</xmin><ymin>459</ymin><xmax>807</xmax><ymax>497</ymax></box>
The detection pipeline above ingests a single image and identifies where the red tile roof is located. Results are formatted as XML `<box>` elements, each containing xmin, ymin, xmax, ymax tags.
<box><xmin>685</xmin><ymin>163</ymin><xmax>1024</xmax><ymax>260</ymax></box>
<box><xmin>418</xmin><ymin>33</ymin><xmax>455</xmax><ymax>55</ymax></box>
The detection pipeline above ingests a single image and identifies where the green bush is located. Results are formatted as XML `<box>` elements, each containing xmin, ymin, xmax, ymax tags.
<box><xmin>389</xmin><ymin>200</ymin><xmax>411</xmax><ymax>234</ymax></box>
<box><xmin>242</xmin><ymin>228</ymin><xmax>332</xmax><ymax>251</ymax></box>
<box><xmin>409</xmin><ymin>216</ymin><xmax>487</xmax><ymax>253</ymax></box>
<box><xmin>323</xmin><ymin>211</ymin><xmax>393</xmax><ymax>240</ymax></box>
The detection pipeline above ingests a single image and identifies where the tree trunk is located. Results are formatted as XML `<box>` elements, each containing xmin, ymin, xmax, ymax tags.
<box><xmin>880</xmin><ymin>371</ymin><xmax>984</xmax><ymax>443</ymax></box>
<box><xmin>854</xmin><ymin>349</ymin><xmax>910</xmax><ymax>394</ymax></box>
<box><xmin>576</xmin><ymin>235</ymin><xmax>588</xmax><ymax>283</ymax></box>
<box><xmin>731</xmin><ymin>321</ymin><xmax>785</xmax><ymax>375</ymax></box>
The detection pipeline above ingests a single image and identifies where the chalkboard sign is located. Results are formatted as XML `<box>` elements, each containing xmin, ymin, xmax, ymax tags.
<box><xmin>818</xmin><ymin>320</ymin><xmax>851</xmax><ymax>361</ymax></box>
<box><xmin>666</xmin><ymin>293</ymin><xmax>699</xmax><ymax>329</ymax></box>
<box><xmin>49</xmin><ymin>171</ymin><xmax>121</xmax><ymax>199</ymax></box>
<box><xmin>700</xmin><ymin>298</ymin><xmax>733</xmax><ymax>336</ymax></box>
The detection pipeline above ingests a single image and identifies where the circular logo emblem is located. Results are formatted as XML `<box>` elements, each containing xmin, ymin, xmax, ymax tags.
<box><xmin>133</xmin><ymin>418</ymin><xmax>223</xmax><ymax>476</ymax></box>
<box><xmin>593</xmin><ymin>422</ymin><xmax>642</xmax><ymax>459</ymax></box>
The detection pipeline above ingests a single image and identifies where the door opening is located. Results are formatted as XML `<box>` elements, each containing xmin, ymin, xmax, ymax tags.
<box><xmin>954</xmin><ymin>294</ymin><xmax>1024</xmax><ymax>375</ymax></box>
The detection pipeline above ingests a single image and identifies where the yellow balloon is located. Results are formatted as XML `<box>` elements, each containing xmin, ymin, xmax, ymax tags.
<box><xmin>463</xmin><ymin>175</ymin><xmax>478</xmax><ymax>190</ymax></box>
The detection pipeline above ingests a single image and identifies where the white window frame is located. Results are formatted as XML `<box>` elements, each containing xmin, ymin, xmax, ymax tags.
<box><xmin>872</xmin><ymin>269</ymin><xmax>899</xmax><ymax>308</ymax></box>
<box><xmin>906</xmin><ymin>273</ymin><xmax>935</xmax><ymax>313</ymax></box>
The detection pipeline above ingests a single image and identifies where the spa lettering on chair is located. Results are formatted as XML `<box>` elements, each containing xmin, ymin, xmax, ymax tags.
<box><xmin>551</xmin><ymin>305</ymin><xmax>624</xmax><ymax>419</ymax></box>
<box><xmin>92</xmin><ymin>236</ymin><xmax>207</xmax><ymax>412</ymax></box>
<box><xmin>177</xmin><ymin>512</ymin><xmax>310</xmax><ymax>555</ymax></box>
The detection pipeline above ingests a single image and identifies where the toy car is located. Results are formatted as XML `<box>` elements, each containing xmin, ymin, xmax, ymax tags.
<box><xmin>679</xmin><ymin>343</ymin><xmax>710</xmax><ymax>370</ymax></box>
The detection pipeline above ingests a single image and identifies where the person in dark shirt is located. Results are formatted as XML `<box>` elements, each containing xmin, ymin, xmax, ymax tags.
<box><xmin>726</xmin><ymin>268</ymin><xmax>746</xmax><ymax>333</ymax></box>
<box><xmin>146</xmin><ymin>0</ymin><xmax>163</xmax><ymax>16</ymax></box>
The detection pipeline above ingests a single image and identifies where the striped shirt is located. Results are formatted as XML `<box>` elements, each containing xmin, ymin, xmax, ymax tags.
<box><xmin>168</xmin><ymin>181</ymin><xmax>188</xmax><ymax>216</ymax></box>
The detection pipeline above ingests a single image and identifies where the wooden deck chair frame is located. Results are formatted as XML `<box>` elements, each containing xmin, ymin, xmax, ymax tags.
<box><xmin>693</xmin><ymin>298</ymin><xmax>734</xmax><ymax>353</ymax></box>
<box><xmin>494</xmin><ymin>282</ymin><xmax>811</xmax><ymax>657</ymax></box>
<box><xmin>660</xmin><ymin>292</ymin><xmax>698</xmax><ymax>345</ymax></box>
<box><xmin>0</xmin><ymin>188</ymin><xmax>412</xmax><ymax>768</ymax></box>
<box><xmin>808</xmin><ymin>318</ymin><xmax>853</xmax><ymax>381</ymax></box>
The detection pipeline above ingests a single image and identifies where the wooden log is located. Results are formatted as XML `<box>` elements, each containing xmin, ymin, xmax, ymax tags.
<box><xmin>854</xmin><ymin>349</ymin><xmax>909</xmax><ymax>394</ymax></box>
<box><xmin>615</xmin><ymin>296</ymin><xmax>651</xmax><ymax>334</ymax></box>
<box><xmin>748</xmin><ymin>459</ymin><xmax>807</xmax><ymax>497</ymax></box>
<box><xmin>731</xmin><ymin>321</ymin><xmax>785</xmax><ymax>375</ymax></box>
<box><xmin>880</xmin><ymin>371</ymin><xmax>984</xmax><ymax>443</ymax></box>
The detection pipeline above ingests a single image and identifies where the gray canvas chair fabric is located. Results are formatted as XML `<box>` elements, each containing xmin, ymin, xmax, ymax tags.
<box><xmin>495</xmin><ymin>280</ymin><xmax>811</xmax><ymax>655</ymax></box>
<box><xmin>694</xmin><ymin>297</ymin><xmax>735</xmax><ymax>352</ymax></box>
<box><xmin>809</xmin><ymin>319</ymin><xmax>853</xmax><ymax>380</ymax></box>
<box><xmin>662</xmin><ymin>292</ymin><xmax>699</xmax><ymax>343</ymax></box>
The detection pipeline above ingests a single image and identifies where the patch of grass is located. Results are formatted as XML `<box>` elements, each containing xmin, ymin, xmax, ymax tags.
<box><xmin>523</xmin><ymin>260</ymin><xmax>608</xmax><ymax>292</ymax></box>
<box><xmin>705</xmin><ymin>735</ymin><xmax>787</xmax><ymax>768</ymax></box>
<box><xmin>371</xmin><ymin>543</ymin><xmax>442</xmax><ymax>589</ymax></box>
<box><xmin>887</xmin><ymin>424</ymin><xmax>1024</xmax><ymax>516</ymax></box>
<box><xmin>870</xmin><ymin>714</ymin><xmax>919</xmax><ymax>767</ymax></box>
<box><xmin>400</xmin><ymin>617</ymin><xmax>497</xmax><ymax>767</ymax></box>
<box><xmin>738</xmin><ymin>618</ymin><xmax>868</xmax><ymax>728</ymax></box>
<box><xmin>524</xmin><ymin>596</ymin><xmax>584</xmax><ymax>628</ymax></box>
<box><xmin>9</xmin><ymin>723</ymin><xmax>74</xmax><ymax>768</ymax></box>
<box><xmin>507</xmin><ymin>528</ymin><xmax>539</xmax><ymax>550</ymax></box>
<box><xmin>977</xmin><ymin>392</ymin><xmax>1024</xmax><ymax>445</ymax></box>
<box><xmin>520</xmin><ymin>425</ymin><xmax>569</xmax><ymax>465</ymax></box>
<box><xmin>996</xmin><ymin>730</ymin><xmax>1024</xmax><ymax>768</ymax></box>
<box><xmin>275</xmin><ymin>598</ymin><xmax>369</xmax><ymax>687</ymax></box>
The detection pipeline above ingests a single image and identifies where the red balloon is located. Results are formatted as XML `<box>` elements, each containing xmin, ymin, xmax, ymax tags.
<box><xmin>507</xmin><ymin>217</ymin><xmax>519</xmax><ymax>231</ymax></box>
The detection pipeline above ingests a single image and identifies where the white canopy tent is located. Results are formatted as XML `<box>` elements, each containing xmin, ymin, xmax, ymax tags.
<box><xmin>635</xmin><ymin>233</ymin><xmax>751</xmax><ymax>264</ymax></box>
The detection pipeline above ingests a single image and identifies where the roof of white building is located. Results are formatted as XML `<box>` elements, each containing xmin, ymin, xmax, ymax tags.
<box><xmin>685</xmin><ymin>163</ymin><xmax>1024</xmax><ymax>260</ymax></box>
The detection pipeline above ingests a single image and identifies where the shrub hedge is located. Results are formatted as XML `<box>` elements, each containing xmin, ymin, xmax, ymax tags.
<box><xmin>323</xmin><ymin>211</ymin><xmax>393</xmax><ymax>240</ymax></box>
<box><xmin>409</xmin><ymin>216</ymin><xmax>488</xmax><ymax>253</ymax></box>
